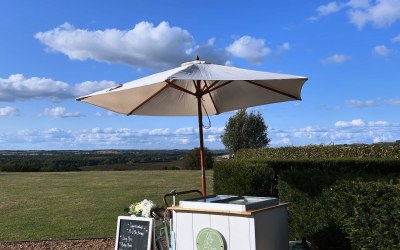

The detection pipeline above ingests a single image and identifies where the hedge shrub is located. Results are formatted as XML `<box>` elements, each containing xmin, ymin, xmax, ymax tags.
<box><xmin>214</xmin><ymin>160</ymin><xmax>275</xmax><ymax>196</ymax></box>
<box><xmin>214</xmin><ymin>158</ymin><xmax>400</xmax><ymax>249</ymax></box>
<box><xmin>236</xmin><ymin>144</ymin><xmax>400</xmax><ymax>160</ymax></box>
<box><xmin>214</xmin><ymin>159</ymin><xmax>400</xmax><ymax>197</ymax></box>
<box><xmin>279</xmin><ymin>178</ymin><xmax>400</xmax><ymax>249</ymax></box>
<box><xmin>325</xmin><ymin>180</ymin><xmax>400</xmax><ymax>249</ymax></box>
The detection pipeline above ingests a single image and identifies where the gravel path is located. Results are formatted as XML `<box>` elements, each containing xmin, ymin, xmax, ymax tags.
<box><xmin>0</xmin><ymin>238</ymin><xmax>115</xmax><ymax>250</ymax></box>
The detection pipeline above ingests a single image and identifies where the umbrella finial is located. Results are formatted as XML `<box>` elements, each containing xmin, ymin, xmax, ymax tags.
<box><xmin>195</xmin><ymin>55</ymin><xmax>200</xmax><ymax>61</ymax></box>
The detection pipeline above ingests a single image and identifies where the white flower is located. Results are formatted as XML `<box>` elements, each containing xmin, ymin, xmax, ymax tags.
<box><xmin>128</xmin><ymin>199</ymin><xmax>156</xmax><ymax>218</ymax></box>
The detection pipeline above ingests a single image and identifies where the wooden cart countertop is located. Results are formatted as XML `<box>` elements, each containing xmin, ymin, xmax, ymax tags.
<box><xmin>167</xmin><ymin>202</ymin><xmax>288</xmax><ymax>216</ymax></box>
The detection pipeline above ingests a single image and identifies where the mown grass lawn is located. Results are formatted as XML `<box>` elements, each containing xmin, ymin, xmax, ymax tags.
<box><xmin>0</xmin><ymin>170</ymin><xmax>213</xmax><ymax>241</ymax></box>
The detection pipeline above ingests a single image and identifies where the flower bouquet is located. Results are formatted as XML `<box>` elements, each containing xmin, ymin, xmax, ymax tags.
<box><xmin>128</xmin><ymin>199</ymin><xmax>156</xmax><ymax>218</ymax></box>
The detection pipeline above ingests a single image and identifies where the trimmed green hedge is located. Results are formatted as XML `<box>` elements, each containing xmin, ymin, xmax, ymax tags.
<box><xmin>214</xmin><ymin>160</ymin><xmax>275</xmax><ymax>196</ymax></box>
<box><xmin>279</xmin><ymin>178</ymin><xmax>400</xmax><ymax>249</ymax></box>
<box><xmin>214</xmin><ymin>159</ymin><xmax>400</xmax><ymax>249</ymax></box>
<box><xmin>236</xmin><ymin>144</ymin><xmax>400</xmax><ymax>160</ymax></box>
<box><xmin>214</xmin><ymin>159</ymin><xmax>400</xmax><ymax>196</ymax></box>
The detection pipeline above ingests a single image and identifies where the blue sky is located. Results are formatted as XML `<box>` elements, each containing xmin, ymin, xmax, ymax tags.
<box><xmin>0</xmin><ymin>0</ymin><xmax>399</xmax><ymax>150</ymax></box>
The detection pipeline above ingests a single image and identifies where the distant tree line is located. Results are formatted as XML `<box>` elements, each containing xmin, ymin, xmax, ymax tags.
<box><xmin>0</xmin><ymin>150</ymin><xmax>196</xmax><ymax>172</ymax></box>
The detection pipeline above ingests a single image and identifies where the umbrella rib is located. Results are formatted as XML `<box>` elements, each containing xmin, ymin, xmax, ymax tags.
<box><xmin>127</xmin><ymin>84</ymin><xmax>169</xmax><ymax>115</ymax></box>
<box><xmin>202</xmin><ymin>80</ymin><xmax>220</xmax><ymax>114</ymax></box>
<box><xmin>245</xmin><ymin>80</ymin><xmax>301</xmax><ymax>100</ymax></box>
<box><xmin>201</xmin><ymin>80</ymin><xmax>219</xmax><ymax>93</ymax></box>
<box><xmin>203</xmin><ymin>80</ymin><xmax>233</xmax><ymax>95</ymax></box>
<box><xmin>165</xmin><ymin>80</ymin><xmax>196</xmax><ymax>96</ymax></box>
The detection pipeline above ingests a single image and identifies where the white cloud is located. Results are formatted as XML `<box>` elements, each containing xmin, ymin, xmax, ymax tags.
<box><xmin>175</xmin><ymin>127</ymin><xmax>194</xmax><ymax>135</ymax></box>
<box><xmin>372</xmin><ymin>45</ymin><xmax>390</xmax><ymax>56</ymax></box>
<box><xmin>334</xmin><ymin>119</ymin><xmax>365</xmax><ymax>127</ymax></box>
<box><xmin>0</xmin><ymin>106</ymin><xmax>18</xmax><ymax>116</ymax></box>
<box><xmin>348</xmin><ymin>0</ymin><xmax>400</xmax><ymax>29</ymax></box>
<box><xmin>226</xmin><ymin>36</ymin><xmax>271</xmax><ymax>64</ymax></box>
<box><xmin>72</xmin><ymin>80</ymin><xmax>116</xmax><ymax>97</ymax></box>
<box><xmin>0</xmin><ymin>74</ymin><xmax>115</xmax><ymax>101</ymax></box>
<box><xmin>347</xmin><ymin>0</ymin><xmax>370</xmax><ymax>9</ymax></box>
<box><xmin>278</xmin><ymin>42</ymin><xmax>291</xmax><ymax>51</ymax></box>
<box><xmin>35</xmin><ymin>22</ymin><xmax>196</xmax><ymax>70</ymax></box>
<box><xmin>148</xmin><ymin>128</ymin><xmax>170</xmax><ymax>136</ymax></box>
<box><xmin>384</xmin><ymin>98</ymin><xmax>400</xmax><ymax>105</ymax></box>
<box><xmin>271</xmin><ymin>137</ymin><xmax>292</xmax><ymax>146</ymax></box>
<box><xmin>42</xmin><ymin>107</ymin><xmax>83</xmax><ymax>118</ymax></box>
<box><xmin>205</xmin><ymin>134</ymin><xmax>220</xmax><ymax>143</ymax></box>
<box><xmin>269</xmin><ymin>119</ymin><xmax>400</xmax><ymax>146</ymax></box>
<box><xmin>312</xmin><ymin>0</ymin><xmax>400</xmax><ymax>29</ymax></box>
<box><xmin>2</xmin><ymin>121</ymin><xmax>399</xmax><ymax>150</ymax></box>
<box><xmin>317</xmin><ymin>2</ymin><xmax>344</xmax><ymax>16</ymax></box>
<box><xmin>36</xmin><ymin>22</ymin><xmax>292</xmax><ymax>68</ymax></box>
<box><xmin>0</xmin><ymin>74</ymin><xmax>70</xmax><ymax>101</ymax></box>
<box><xmin>368</xmin><ymin>121</ymin><xmax>390</xmax><ymax>126</ymax></box>
<box><xmin>346</xmin><ymin>99</ymin><xmax>377</xmax><ymax>108</ymax></box>
<box><xmin>321</xmin><ymin>54</ymin><xmax>351</xmax><ymax>64</ymax></box>
<box><xmin>392</xmin><ymin>34</ymin><xmax>400</xmax><ymax>43</ymax></box>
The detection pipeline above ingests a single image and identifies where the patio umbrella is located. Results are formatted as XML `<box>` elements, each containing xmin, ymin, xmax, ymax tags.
<box><xmin>77</xmin><ymin>58</ymin><xmax>308</xmax><ymax>197</ymax></box>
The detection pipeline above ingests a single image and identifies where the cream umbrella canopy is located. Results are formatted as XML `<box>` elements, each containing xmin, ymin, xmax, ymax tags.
<box><xmin>77</xmin><ymin>59</ymin><xmax>308</xmax><ymax>197</ymax></box>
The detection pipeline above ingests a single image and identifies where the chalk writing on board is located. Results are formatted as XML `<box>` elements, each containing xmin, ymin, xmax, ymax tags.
<box><xmin>116</xmin><ymin>217</ymin><xmax>153</xmax><ymax>250</ymax></box>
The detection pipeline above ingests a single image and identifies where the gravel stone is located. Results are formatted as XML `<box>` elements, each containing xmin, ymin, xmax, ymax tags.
<box><xmin>0</xmin><ymin>238</ymin><xmax>115</xmax><ymax>250</ymax></box>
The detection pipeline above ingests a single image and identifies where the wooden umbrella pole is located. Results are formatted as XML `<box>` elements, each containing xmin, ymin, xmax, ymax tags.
<box><xmin>197</xmin><ymin>95</ymin><xmax>207</xmax><ymax>198</ymax></box>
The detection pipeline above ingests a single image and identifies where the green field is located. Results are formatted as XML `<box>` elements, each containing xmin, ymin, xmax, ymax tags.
<box><xmin>0</xmin><ymin>171</ymin><xmax>213</xmax><ymax>241</ymax></box>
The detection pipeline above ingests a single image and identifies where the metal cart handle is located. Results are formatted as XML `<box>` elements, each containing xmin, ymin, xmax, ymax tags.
<box><xmin>163</xmin><ymin>189</ymin><xmax>202</xmax><ymax>207</ymax></box>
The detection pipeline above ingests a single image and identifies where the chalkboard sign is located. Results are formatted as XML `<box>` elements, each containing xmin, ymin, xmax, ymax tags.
<box><xmin>115</xmin><ymin>216</ymin><xmax>153</xmax><ymax>250</ymax></box>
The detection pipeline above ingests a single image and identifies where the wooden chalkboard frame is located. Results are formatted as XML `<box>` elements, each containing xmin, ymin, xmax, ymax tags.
<box><xmin>115</xmin><ymin>216</ymin><xmax>154</xmax><ymax>250</ymax></box>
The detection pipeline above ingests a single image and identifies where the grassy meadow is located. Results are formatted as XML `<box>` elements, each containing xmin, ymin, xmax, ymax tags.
<box><xmin>0</xmin><ymin>170</ymin><xmax>213</xmax><ymax>241</ymax></box>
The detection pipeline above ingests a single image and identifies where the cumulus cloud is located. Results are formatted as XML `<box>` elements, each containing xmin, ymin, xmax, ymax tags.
<box><xmin>346</xmin><ymin>99</ymin><xmax>377</xmax><ymax>108</ymax></box>
<box><xmin>0</xmin><ymin>74</ymin><xmax>115</xmax><ymax>102</ymax></box>
<box><xmin>312</xmin><ymin>0</ymin><xmax>400</xmax><ymax>29</ymax></box>
<box><xmin>269</xmin><ymin>119</ymin><xmax>400</xmax><ymax>146</ymax></box>
<box><xmin>372</xmin><ymin>45</ymin><xmax>390</xmax><ymax>56</ymax></box>
<box><xmin>0</xmin><ymin>106</ymin><xmax>18</xmax><ymax>116</ymax></box>
<box><xmin>321</xmin><ymin>54</ymin><xmax>351</xmax><ymax>64</ymax></box>
<box><xmin>0</xmin><ymin>125</ymin><xmax>228</xmax><ymax>149</ymax></box>
<box><xmin>35</xmin><ymin>22</ymin><xmax>196</xmax><ymax>69</ymax></box>
<box><xmin>36</xmin><ymin>21</ymin><xmax>280</xmax><ymax>68</ymax></box>
<box><xmin>348</xmin><ymin>0</ymin><xmax>400</xmax><ymax>29</ymax></box>
<box><xmin>226</xmin><ymin>36</ymin><xmax>271</xmax><ymax>64</ymax></box>
<box><xmin>2</xmin><ymin>121</ymin><xmax>399</xmax><ymax>149</ymax></box>
<box><xmin>0</xmin><ymin>74</ymin><xmax>70</xmax><ymax>101</ymax></box>
<box><xmin>334</xmin><ymin>119</ymin><xmax>365</xmax><ymax>127</ymax></box>
<box><xmin>42</xmin><ymin>107</ymin><xmax>83</xmax><ymax>118</ymax></box>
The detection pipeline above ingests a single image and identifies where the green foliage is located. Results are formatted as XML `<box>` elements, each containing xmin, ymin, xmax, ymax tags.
<box><xmin>214</xmin><ymin>160</ymin><xmax>275</xmax><ymax>196</ymax></box>
<box><xmin>215</xmin><ymin>159</ymin><xmax>400</xmax><ymax>198</ymax></box>
<box><xmin>0</xmin><ymin>150</ymin><xmax>192</xmax><ymax>172</ymax></box>
<box><xmin>325</xmin><ymin>180</ymin><xmax>400</xmax><ymax>249</ymax></box>
<box><xmin>236</xmin><ymin>144</ymin><xmax>400</xmax><ymax>160</ymax></box>
<box><xmin>181</xmin><ymin>147</ymin><xmax>214</xmax><ymax>170</ymax></box>
<box><xmin>280</xmin><ymin>177</ymin><xmax>400</xmax><ymax>249</ymax></box>
<box><xmin>221</xmin><ymin>109</ymin><xmax>270</xmax><ymax>153</ymax></box>
<box><xmin>214</xmin><ymin>158</ymin><xmax>400</xmax><ymax>249</ymax></box>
